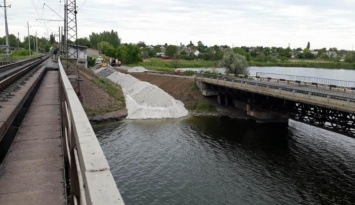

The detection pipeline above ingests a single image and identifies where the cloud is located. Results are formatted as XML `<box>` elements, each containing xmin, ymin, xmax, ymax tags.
<box><xmin>0</xmin><ymin>0</ymin><xmax>354</xmax><ymax>49</ymax></box>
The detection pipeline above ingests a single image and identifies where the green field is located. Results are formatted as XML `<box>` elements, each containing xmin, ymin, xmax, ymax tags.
<box><xmin>130</xmin><ymin>58</ymin><xmax>217</xmax><ymax>72</ymax></box>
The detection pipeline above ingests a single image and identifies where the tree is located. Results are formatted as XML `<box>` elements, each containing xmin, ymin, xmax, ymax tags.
<box><xmin>89</xmin><ymin>30</ymin><xmax>121</xmax><ymax>49</ymax></box>
<box><xmin>137</xmin><ymin>41</ymin><xmax>146</xmax><ymax>48</ymax></box>
<box><xmin>233</xmin><ymin>47</ymin><xmax>248</xmax><ymax>56</ymax></box>
<box><xmin>218</xmin><ymin>51</ymin><xmax>249</xmax><ymax>75</ymax></box>
<box><xmin>188</xmin><ymin>41</ymin><xmax>194</xmax><ymax>47</ymax></box>
<box><xmin>303</xmin><ymin>48</ymin><xmax>315</xmax><ymax>59</ymax></box>
<box><xmin>165</xmin><ymin>45</ymin><xmax>177</xmax><ymax>57</ymax></box>
<box><xmin>50</xmin><ymin>34</ymin><xmax>56</xmax><ymax>44</ymax></box>
<box><xmin>116</xmin><ymin>44</ymin><xmax>142</xmax><ymax>64</ymax></box>
<box><xmin>197</xmin><ymin>41</ymin><xmax>205</xmax><ymax>52</ymax></box>
<box><xmin>307</xmin><ymin>42</ymin><xmax>310</xmax><ymax>50</ymax></box>
<box><xmin>98</xmin><ymin>41</ymin><xmax>112</xmax><ymax>54</ymax></box>
<box><xmin>345</xmin><ymin>53</ymin><xmax>355</xmax><ymax>63</ymax></box>
<box><xmin>76</xmin><ymin>37</ymin><xmax>92</xmax><ymax>48</ymax></box>
<box><xmin>256</xmin><ymin>52</ymin><xmax>266</xmax><ymax>62</ymax></box>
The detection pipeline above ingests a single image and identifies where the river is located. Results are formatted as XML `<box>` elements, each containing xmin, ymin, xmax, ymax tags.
<box><xmin>94</xmin><ymin>67</ymin><xmax>355</xmax><ymax>205</ymax></box>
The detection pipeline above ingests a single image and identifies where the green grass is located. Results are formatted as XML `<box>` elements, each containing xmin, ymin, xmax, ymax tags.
<box><xmin>84</xmin><ymin>78</ymin><xmax>126</xmax><ymax>117</ymax></box>
<box><xmin>249</xmin><ymin>60</ymin><xmax>355</xmax><ymax>69</ymax></box>
<box><xmin>130</xmin><ymin>58</ymin><xmax>217</xmax><ymax>72</ymax></box>
<box><xmin>83</xmin><ymin>106</ymin><xmax>121</xmax><ymax>116</ymax></box>
<box><xmin>131</xmin><ymin>57</ymin><xmax>355</xmax><ymax>70</ymax></box>
<box><xmin>192</xmin><ymin>102</ymin><xmax>217</xmax><ymax>113</ymax></box>
<box><xmin>94</xmin><ymin>78</ymin><xmax>125</xmax><ymax>109</ymax></box>
<box><xmin>11</xmin><ymin>52</ymin><xmax>43</xmax><ymax>62</ymax></box>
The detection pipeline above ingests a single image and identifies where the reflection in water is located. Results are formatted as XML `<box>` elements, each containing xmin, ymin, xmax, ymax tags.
<box><xmin>94</xmin><ymin>117</ymin><xmax>355</xmax><ymax>205</ymax></box>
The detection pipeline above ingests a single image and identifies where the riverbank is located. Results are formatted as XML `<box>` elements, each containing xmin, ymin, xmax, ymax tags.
<box><xmin>249</xmin><ymin>60</ymin><xmax>355</xmax><ymax>69</ymax></box>
<box><xmin>131</xmin><ymin>73</ymin><xmax>248</xmax><ymax>118</ymax></box>
<box><xmin>70</xmin><ymin>64</ymin><xmax>127</xmax><ymax>122</ymax></box>
<box><xmin>78</xmin><ymin>64</ymin><xmax>250</xmax><ymax>122</ymax></box>
<box><xmin>130</xmin><ymin>58</ymin><xmax>355</xmax><ymax>71</ymax></box>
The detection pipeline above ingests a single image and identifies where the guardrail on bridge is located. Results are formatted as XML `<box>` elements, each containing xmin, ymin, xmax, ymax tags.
<box><xmin>195</xmin><ymin>73</ymin><xmax>355</xmax><ymax>112</ymax></box>
<box><xmin>256</xmin><ymin>72</ymin><xmax>355</xmax><ymax>88</ymax></box>
<box><xmin>59</xmin><ymin>58</ymin><xmax>125</xmax><ymax>205</ymax></box>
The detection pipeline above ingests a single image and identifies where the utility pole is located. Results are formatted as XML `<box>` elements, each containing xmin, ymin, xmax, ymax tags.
<box><xmin>0</xmin><ymin>0</ymin><xmax>11</xmax><ymax>54</ymax></box>
<box><xmin>65</xmin><ymin>0</ymin><xmax>78</xmax><ymax>59</ymax></box>
<box><xmin>27</xmin><ymin>21</ymin><xmax>31</xmax><ymax>55</ymax></box>
<box><xmin>17</xmin><ymin>32</ymin><xmax>19</xmax><ymax>49</ymax></box>
<box><xmin>58</xmin><ymin>26</ymin><xmax>61</xmax><ymax>52</ymax></box>
<box><xmin>36</xmin><ymin>31</ymin><xmax>38</xmax><ymax>52</ymax></box>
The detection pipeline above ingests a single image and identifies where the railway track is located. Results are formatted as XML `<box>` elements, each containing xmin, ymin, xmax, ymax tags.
<box><xmin>0</xmin><ymin>56</ymin><xmax>49</xmax><ymax>101</ymax></box>
<box><xmin>0</xmin><ymin>55</ymin><xmax>50</xmax><ymax>142</ymax></box>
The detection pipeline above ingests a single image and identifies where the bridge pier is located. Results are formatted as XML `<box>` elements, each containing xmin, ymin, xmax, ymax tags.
<box><xmin>196</xmin><ymin>81</ymin><xmax>218</xmax><ymax>96</ymax></box>
<box><xmin>196</xmin><ymin>79</ymin><xmax>289</xmax><ymax>125</ymax></box>
<box><xmin>247</xmin><ymin>106</ymin><xmax>288</xmax><ymax>124</ymax></box>
<box><xmin>217</xmin><ymin>94</ymin><xmax>229</xmax><ymax>106</ymax></box>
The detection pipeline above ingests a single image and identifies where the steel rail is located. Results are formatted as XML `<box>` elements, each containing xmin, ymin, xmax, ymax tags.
<box><xmin>0</xmin><ymin>56</ymin><xmax>49</xmax><ymax>91</ymax></box>
<box><xmin>0</xmin><ymin>55</ymin><xmax>45</xmax><ymax>73</ymax></box>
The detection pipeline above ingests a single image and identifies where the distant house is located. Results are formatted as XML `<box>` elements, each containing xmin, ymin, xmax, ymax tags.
<box><xmin>310</xmin><ymin>50</ymin><xmax>319</xmax><ymax>56</ymax></box>
<box><xmin>326</xmin><ymin>51</ymin><xmax>338</xmax><ymax>58</ymax></box>
<box><xmin>160</xmin><ymin>46</ymin><xmax>166</xmax><ymax>53</ymax></box>
<box><xmin>193</xmin><ymin>50</ymin><xmax>200</xmax><ymax>56</ymax></box>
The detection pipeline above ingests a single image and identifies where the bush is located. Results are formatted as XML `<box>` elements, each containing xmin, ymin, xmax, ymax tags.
<box><xmin>12</xmin><ymin>49</ymin><xmax>30</xmax><ymax>56</ymax></box>
<box><xmin>193</xmin><ymin>102</ymin><xmax>217</xmax><ymax>112</ymax></box>
<box><xmin>87</xmin><ymin>56</ymin><xmax>96</xmax><ymax>67</ymax></box>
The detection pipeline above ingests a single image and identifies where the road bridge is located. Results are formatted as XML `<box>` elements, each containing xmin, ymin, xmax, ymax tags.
<box><xmin>195</xmin><ymin>73</ymin><xmax>355</xmax><ymax>137</ymax></box>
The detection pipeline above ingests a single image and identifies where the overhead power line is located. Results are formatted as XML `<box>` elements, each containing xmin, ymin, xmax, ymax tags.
<box><xmin>43</xmin><ymin>3</ymin><xmax>63</xmax><ymax>19</ymax></box>
<box><xmin>0</xmin><ymin>0</ymin><xmax>11</xmax><ymax>54</ymax></box>
<box><xmin>36</xmin><ymin>18</ymin><xmax>64</xmax><ymax>22</ymax></box>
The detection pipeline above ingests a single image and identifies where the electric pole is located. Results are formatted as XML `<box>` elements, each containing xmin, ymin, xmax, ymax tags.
<box><xmin>65</xmin><ymin>0</ymin><xmax>78</xmax><ymax>59</ymax></box>
<box><xmin>27</xmin><ymin>21</ymin><xmax>31</xmax><ymax>55</ymax></box>
<box><xmin>36</xmin><ymin>31</ymin><xmax>38</xmax><ymax>52</ymax></box>
<box><xmin>0</xmin><ymin>0</ymin><xmax>11</xmax><ymax>54</ymax></box>
<box><xmin>17</xmin><ymin>32</ymin><xmax>19</xmax><ymax>49</ymax></box>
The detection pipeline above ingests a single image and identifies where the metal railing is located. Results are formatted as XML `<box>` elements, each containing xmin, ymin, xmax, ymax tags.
<box><xmin>195</xmin><ymin>73</ymin><xmax>355</xmax><ymax>104</ymax></box>
<box><xmin>59</xmin><ymin>58</ymin><xmax>125</xmax><ymax>205</ymax></box>
<box><xmin>256</xmin><ymin>72</ymin><xmax>355</xmax><ymax>88</ymax></box>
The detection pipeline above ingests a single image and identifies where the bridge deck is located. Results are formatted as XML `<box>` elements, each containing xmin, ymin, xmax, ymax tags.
<box><xmin>0</xmin><ymin>70</ymin><xmax>65</xmax><ymax>204</ymax></box>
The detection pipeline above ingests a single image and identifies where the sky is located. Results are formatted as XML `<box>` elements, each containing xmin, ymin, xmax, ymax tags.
<box><xmin>1</xmin><ymin>0</ymin><xmax>355</xmax><ymax>50</ymax></box>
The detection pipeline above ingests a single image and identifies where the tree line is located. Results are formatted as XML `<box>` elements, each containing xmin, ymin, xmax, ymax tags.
<box><xmin>0</xmin><ymin>34</ymin><xmax>52</xmax><ymax>55</ymax></box>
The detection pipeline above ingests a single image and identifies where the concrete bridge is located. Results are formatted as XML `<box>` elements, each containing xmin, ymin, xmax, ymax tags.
<box><xmin>195</xmin><ymin>73</ymin><xmax>355</xmax><ymax>137</ymax></box>
<box><xmin>0</xmin><ymin>58</ymin><xmax>125</xmax><ymax>204</ymax></box>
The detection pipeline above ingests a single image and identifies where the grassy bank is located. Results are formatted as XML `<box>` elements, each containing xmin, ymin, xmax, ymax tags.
<box><xmin>130</xmin><ymin>58</ymin><xmax>217</xmax><ymax>72</ymax></box>
<box><xmin>248</xmin><ymin>60</ymin><xmax>355</xmax><ymax>69</ymax></box>
<box><xmin>130</xmin><ymin>58</ymin><xmax>355</xmax><ymax>70</ymax></box>
<box><xmin>191</xmin><ymin>102</ymin><xmax>217</xmax><ymax>113</ymax></box>
<box><xmin>94</xmin><ymin>78</ymin><xmax>125</xmax><ymax>109</ymax></box>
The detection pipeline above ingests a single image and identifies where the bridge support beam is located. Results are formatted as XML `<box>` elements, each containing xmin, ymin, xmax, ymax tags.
<box><xmin>247</xmin><ymin>104</ymin><xmax>288</xmax><ymax>124</ymax></box>
<box><xmin>196</xmin><ymin>81</ymin><xmax>218</xmax><ymax>96</ymax></box>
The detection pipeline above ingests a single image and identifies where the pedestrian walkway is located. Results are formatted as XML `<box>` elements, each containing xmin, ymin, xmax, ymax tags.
<box><xmin>0</xmin><ymin>70</ymin><xmax>65</xmax><ymax>205</ymax></box>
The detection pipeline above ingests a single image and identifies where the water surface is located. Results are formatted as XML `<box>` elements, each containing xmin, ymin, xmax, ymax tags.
<box><xmin>95</xmin><ymin>118</ymin><xmax>355</xmax><ymax>205</ymax></box>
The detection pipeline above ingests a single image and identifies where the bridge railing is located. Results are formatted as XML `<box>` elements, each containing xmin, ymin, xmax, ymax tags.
<box><xmin>255</xmin><ymin>72</ymin><xmax>355</xmax><ymax>88</ymax></box>
<box><xmin>195</xmin><ymin>73</ymin><xmax>355</xmax><ymax>104</ymax></box>
<box><xmin>58</xmin><ymin>58</ymin><xmax>125</xmax><ymax>205</ymax></box>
